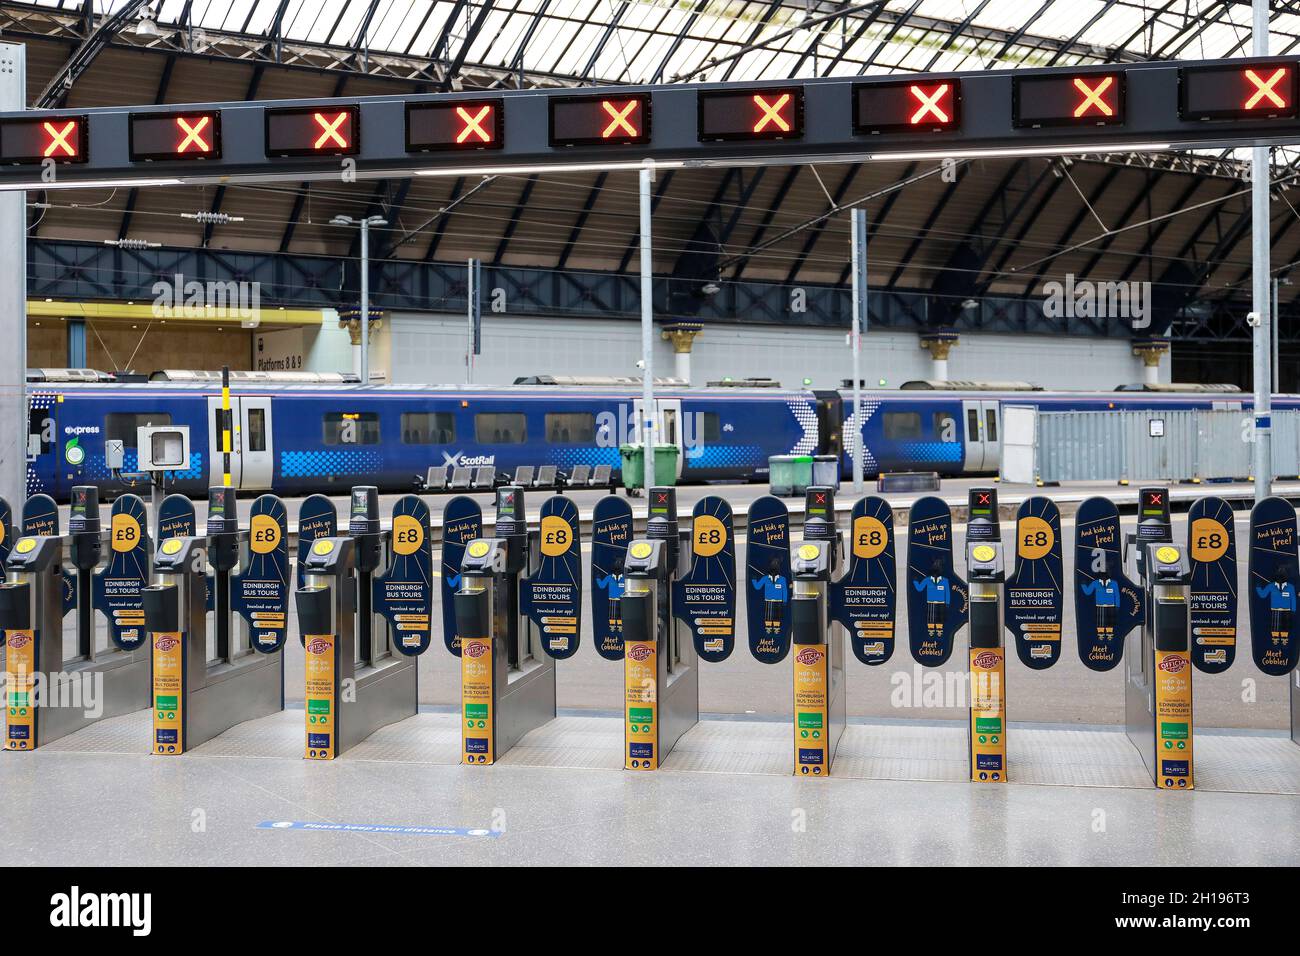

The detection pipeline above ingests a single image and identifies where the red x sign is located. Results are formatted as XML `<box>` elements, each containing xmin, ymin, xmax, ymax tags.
<box><xmin>1072</xmin><ymin>76</ymin><xmax>1115</xmax><ymax>118</ymax></box>
<box><xmin>42</xmin><ymin>120</ymin><xmax>78</xmax><ymax>158</ymax></box>
<box><xmin>176</xmin><ymin>116</ymin><xmax>211</xmax><ymax>153</ymax></box>
<box><xmin>601</xmin><ymin>100</ymin><xmax>638</xmax><ymax>138</ymax></box>
<box><xmin>655</xmin><ymin>492</ymin><xmax>669</xmax><ymax>504</ymax></box>
<box><xmin>909</xmin><ymin>83</ymin><xmax>951</xmax><ymax>124</ymax></box>
<box><xmin>813</xmin><ymin>493</ymin><xmax>827</xmax><ymax>504</ymax></box>
<box><xmin>455</xmin><ymin>105</ymin><xmax>493</xmax><ymax>144</ymax></box>
<box><xmin>313</xmin><ymin>111</ymin><xmax>350</xmax><ymax>149</ymax></box>
<box><xmin>1245</xmin><ymin>67</ymin><xmax>1289</xmax><ymax>109</ymax></box>
<box><xmin>977</xmin><ymin>492</ymin><xmax>991</xmax><ymax>505</ymax></box>
<box><xmin>752</xmin><ymin>93</ymin><xmax>792</xmax><ymax>133</ymax></box>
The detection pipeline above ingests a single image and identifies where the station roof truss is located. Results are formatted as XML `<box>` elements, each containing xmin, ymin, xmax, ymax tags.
<box><xmin>6</xmin><ymin>0</ymin><xmax>1300</xmax><ymax>320</ymax></box>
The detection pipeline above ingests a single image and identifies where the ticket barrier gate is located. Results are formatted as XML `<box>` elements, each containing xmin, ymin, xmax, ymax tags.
<box><xmin>789</xmin><ymin>537</ymin><xmax>845</xmax><ymax>776</ymax></box>
<box><xmin>1</xmin><ymin>487</ymin><xmax>151</xmax><ymax>750</ymax></box>
<box><xmin>1124</xmin><ymin>487</ymin><xmax>1195</xmax><ymax>789</ymax></box>
<box><xmin>453</xmin><ymin>486</ymin><xmax>556</xmax><ymax>764</ymax></box>
<box><xmin>622</xmin><ymin>487</ymin><xmax>699</xmax><ymax>770</ymax></box>
<box><xmin>965</xmin><ymin>487</ymin><xmax>1007</xmax><ymax>783</ymax></box>
<box><xmin>296</xmin><ymin>487</ymin><xmax>418</xmax><ymax>760</ymax></box>
<box><xmin>141</xmin><ymin>489</ymin><xmax>283</xmax><ymax>755</ymax></box>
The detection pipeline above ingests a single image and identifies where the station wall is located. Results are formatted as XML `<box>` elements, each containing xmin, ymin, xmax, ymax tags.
<box><xmin>381</xmin><ymin>312</ymin><xmax>1164</xmax><ymax>389</ymax></box>
<box><xmin>27</xmin><ymin>320</ymin><xmax>251</xmax><ymax>374</ymax></box>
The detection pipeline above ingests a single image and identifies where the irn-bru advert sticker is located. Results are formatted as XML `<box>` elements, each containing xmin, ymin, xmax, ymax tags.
<box><xmin>152</xmin><ymin>631</ymin><xmax>184</xmax><ymax>755</ymax></box>
<box><xmin>1154</xmin><ymin>648</ymin><xmax>1194</xmax><ymax>789</ymax></box>
<box><xmin>461</xmin><ymin>638</ymin><xmax>494</xmax><ymax>764</ymax></box>
<box><xmin>969</xmin><ymin>647</ymin><xmax>1006</xmax><ymax>782</ymax></box>
<box><xmin>304</xmin><ymin>633</ymin><xmax>336</xmax><ymax>760</ymax></box>
<box><xmin>793</xmin><ymin>645</ymin><xmax>829</xmax><ymax>776</ymax></box>
<box><xmin>625</xmin><ymin>639</ymin><xmax>658</xmax><ymax>770</ymax></box>
<box><xmin>5</xmin><ymin>629</ymin><xmax>36</xmax><ymax>750</ymax></box>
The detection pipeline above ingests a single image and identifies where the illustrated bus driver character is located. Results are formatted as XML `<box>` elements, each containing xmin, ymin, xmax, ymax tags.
<box><xmin>1256</xmin><ymin>565</ymin><xmax>1296</xmax><ymax>644</ymax></box>
<box><xmin>596</xmin><ymin>559</ymin><xmax>626</xmax><ymax>628</ymax></box>
<box><xmin>913</xmin><ymin>559</ymin><xmax>951</xmax><ymax>639</ymax></box>
<box><xmin>752</xmin><ymin>558</ymin><xmax>789</xmax><ymax>634</ymax></box>
<box><xmin>1080</xmin><ymin>562</ymin><xmax>1119</xmax><ymax>639</ymax></box>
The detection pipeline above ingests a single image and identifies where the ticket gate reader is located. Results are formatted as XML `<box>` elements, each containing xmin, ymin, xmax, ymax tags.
<box><xmin>801</xmin><ymin>486</ymin><xmax>843</xmax><ymax>573</ymax></box>
<box><xmin>1</xmin><ymin>489</ymin><xmax>151</xmax><ymax>750</ymax></box>
<box><xmin>1126</xmin><ymin>538</ymin><xmax>1195</xmax><ymax>789</ymax></box>
<box><xmin>622</xmin><ymin>487</ymin><xmax>699</xmax><ymax>770</ymax></box>
<box><xmin>789</xmin><ymin>539</ymin><xmax>845</xmax><ymax>776</ymax></box>
<box><xmin>965</xmin><ymin>487</ymin><xmax>1008</xmax><ymax>783</ymax></box>
<box><xmin>452</xmin><ymin>487</ymin><xmax>556</xmax><ymax>764</ymax></box>
<box><xmin>296</xmin><ymin>535</ymin><xmax>415</xmax><ymax>759</ymax></box>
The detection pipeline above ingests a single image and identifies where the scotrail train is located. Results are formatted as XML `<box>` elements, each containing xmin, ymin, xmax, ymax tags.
<box><xmin>21</xmin><ymin>371</ymin><xmax>1266</xmax><ymax>500</ymax></box>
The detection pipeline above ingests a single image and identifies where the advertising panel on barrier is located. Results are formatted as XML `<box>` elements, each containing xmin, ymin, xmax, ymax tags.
<box><xmin>22</xmin><ymin>493</ymin><xmax>75</xmax><ymax>615</ymax></box>
<box><xmin>905</xmin><ymin>496</ymin><xmax>968</xmax><ymax>666</ymax></box>
<box><xmin>1187</xmin><ymin>496</ymin><xmax>1238</xmax><ymax>674</ymax></box>
<box><xmin>92</xmin><ymin>493</ymin><xmax>149</xmax><ymax>651</ymax></box>
<box><xmin>440</xmin><ymin>495</ymin><xmax>483</xmax><ymax>656</ymax></box>
<box><xmin>746</xmin><ymin>496</ymin><xmax>793</xmax><ymax>664</ymax></box>
<box><xmin>0</xmin><ymin>496</ymin><xmax>11</xmax><ymax>570</ymax></box>
<box><xmin>674</xmin><ymin>496</ymin><xmax>736</xmax><ymax>663</ymax></box>
<box><xmin>373</xmin><ymin>495</ymin><xmax>434</xmax><ymax>657</ymax></box>
<box><xmin>522</xmin><ymin>495</ymin><xmax>583</xmax><ymax>660</ymax></box>
<box><xmin>591</xmin><ymin>495</ymin><xmax>633</xmax><ymax>661</ymax></box>
<box><xmin>233</xmin><ymin>495</ymin><xmax>290</xmax><ymax>653</ymax></box>
<box><xmin>1248</xmin><ymin>496</ymin><xmax>1300</xmax><ymax>676</ymax></box>
<box><xmin>1074</xmin><ymin>496</ymin><xmax>1144</xmax><ymax>671</ymax></box>
<box><xmin>830</xmin><ymin>495</ymin><xmax>897</xmax><ymax>666</ymax></box>
<box><xmin>1006</xmin><ymin>496</ymin><xmax>1064</xmax><ymax>670</ymax></box>
<box><xmin>295</xmin><ymin>495</ymin><xmax>337</xmax><ymax>590</ymax></box>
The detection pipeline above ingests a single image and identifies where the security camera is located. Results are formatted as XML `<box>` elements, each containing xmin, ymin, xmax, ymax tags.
<box><xmin>635</xmin><ymin>360</ymin><xmax>646</xmax><ymax>370</ymax></box>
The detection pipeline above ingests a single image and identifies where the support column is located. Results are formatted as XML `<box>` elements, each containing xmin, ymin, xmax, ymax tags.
<box><xmin>67</xmin><ymin>319</ymin><xmax>86</xmax><ymax>367</ymax></box>
<box><xmin>1131</xmin><ymin>338</ymin><xmax>1170</xmax><ymax>386</ymax></box>
<box><xmin>660</xmin><ymin>322</ymin><xmax>702</xmax><ymax>384</ymax></box>
<box><xmin>0</xmin><ymin>43</ymin><xmax>25</xmax><ymax>511</ymax></box>
<box><xmin>919</xmin><ymin>330</ymin><xmax>959</xmax><ymax>381</ymax></box>
<box><xmin>1251</xmin><ymin>0</ymin><xmax>1272</xmax><ymax>501</ymax></box>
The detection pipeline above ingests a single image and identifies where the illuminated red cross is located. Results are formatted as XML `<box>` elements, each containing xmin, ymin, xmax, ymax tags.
<box><xmin>1072</xmin><ymin>76</ymin><xmax>1115</xmax><ymax>118</ymax></box>
<box><xmin>176</xmin><ymin>116</ymin><xmax>211</xmax><ymax>153</ymax></box>
<box><xmin>1148</xmin><ymin>492</ymin><xmax>1162</xmax><ymax>505</ymax></box>
<box><xmin>601</xmin><ymin>100</ymin><xmax>638</xmax><ymax>138</ymax></box>
<box><xmin>1245</xmin><ymin>67</ymin><xmax>1288</xmax><ymax>109</ymax></box>
<box><xmin>455</xmin><ymin>105</ymin><xmax>493</xmax><ymax>144</ymax></box>
<box><xmin>813</xmin><ymin>492</ymin><xmax>827</xmax><ymax>504</ymax></box>
<box><xmin>977</xmin><ymin>492</ymin><xmax>991</xmax><ymax>505</ymax></box>
<box><xmin>909</xmin><ymin>83</ymin><xmax>951</xmax><ymax>124</ymax></box>
<box><xmin>655</xmin><ymin>492</ymin><xmax>670</xmax><ymax>504</ymax></box>
<box><xmin>41</xmin><ymin>120</ymin><xmax>77</xmax><ymax>158</ymax></box>
<box><xmin>313</xmin><ymin>111</ymin><xmax>350</xmax><ymax>149</ymax></box>
<box><xmin>753</xmin><ymin>93</ymin><xmax>792</xmax><ymax>133</ymax></box>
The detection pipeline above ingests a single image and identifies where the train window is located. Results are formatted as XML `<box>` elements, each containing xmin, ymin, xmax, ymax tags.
<box><xmin>882</xmin><ymin>412</ymin><xmax>922</xmax><ymax>440</ymax></box>
<box><xmin>105</xmin><ymin>412</ymin><xmax>173</xmax><ymax>449</ymax></box>
<box><xmin>967</xmin><ymin>408</ymin><xmax>979</xmax><ymax>437</ymax></box>
<box><xmin>401</xmin><ymin>412</ymin><xmax>457</xmax><ymax>444</ymax></box>
<box><xmin>933</xmin><ymin>412</ymin><xmax>956</xmax><ymax>442</ymax></box>
<box><xmin>323</xmin><ymin>412</ymin><xmax>380</xmax><ymax>445</ymax></box>
<box><xmin>985</xmin><ymin>409</ymin><xmax>999</xmax><ymax>442</ymax></box>
<box><xmin>28</xmin><ymin>407</ymin><xmax>52</xmax><ymax>455</ymax></box>
<box><xmin>544</xmin><ymin>413</ymin><xmax>595</xmax><ymax>444</ymax></box>
<box><xmin>246</xmin><ymin>408</ymin><xmax>267</xmax><ymax>452</ymax></box>
<box><xmin>475</xmin><ymin>413</ymin><xmax>527</xmax><ymax>444</ymax></box>
<box><xmin>702</xmin><ymin>413</ymin><xmax>721</xmax><ymax>443</ymax></box>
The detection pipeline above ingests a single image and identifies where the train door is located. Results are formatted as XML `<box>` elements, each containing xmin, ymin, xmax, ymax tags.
<box><xmin>632</xmin><ymin>398</ymin><xmax>685</xmax><ymax>478</ymax></box>
<box><xmin>206</xmin><ymin>395</ymin><xmax>275</xmax><ymax>490</ymax></box>
<box><xmin>961</xmin><ymin>399</ymin><xmax>1001</xmax><ymax>473</ymax></box>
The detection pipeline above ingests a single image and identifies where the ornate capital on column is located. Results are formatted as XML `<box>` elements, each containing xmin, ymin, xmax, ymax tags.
<box><xmin>1131</xmin><ymin>337</ymin><xmax>1170</xmax><ymax>368</ymax></box>
<box><xmin>660</xmin><ymin>321</ymin><xmax>704</xmax><ymax>354</ymax></box>
<box><xmin>338</xmin><ymin>307</ymin><xmax>384</xmax><ymax>346</ymax></box>
<box><xmin>919</xmin><ymin>329</ymin><xmax>959</xmax><ymax>362</ymax></box>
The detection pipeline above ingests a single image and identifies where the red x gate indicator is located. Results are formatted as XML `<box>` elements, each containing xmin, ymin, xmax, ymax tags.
<box><xmin>265</xmin><ymin>105</ymin><xmax>359</xmax><ymax>157</ymax></box>
<box><xmin>0</xmin><ymin>115</ymin><xmax>88</xmax><ymax>164</ymax></box>
<box><xmin>854</xmin><ymin>78</ymin><xmax>962</xmax><ymax>134</ymax></box>
<box><xmin>406</xmin><ymin>100</ymin><xmax>503</xmax><ymax>151</ymax></box>
<box><xmin>1180</xmin><ymin>62</ymin><xmax>1299</xmax><ymax>121</ymax></box>
<box><xmin>549</xmin><ymin>94</ymin><xmax>650</xmax><ymax>147</ymax></box>
<box><xmin>1014</xmin><ymin>73</ymin><xmax>1125</xmax><ymax>128</ymax></box>
<box><xmin>129</xmin><ymin>111</ymin><xmax>221</xmax><ymax>161</ymax></box>
<box><xmin>698</xmin><ymin>87</ymin><xmax>803</xmax><ymax>141</ymax></box>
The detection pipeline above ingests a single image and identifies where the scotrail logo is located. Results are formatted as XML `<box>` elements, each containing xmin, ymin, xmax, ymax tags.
<box><xmin>1041</xmin><ymin>273</ymin><xmax>1151</xmax><ymax>329</ymax></box>
<box><xmin>440</xmin><ymin>451</ymin><xmax>496</xmax><ymax>468</ymax></box>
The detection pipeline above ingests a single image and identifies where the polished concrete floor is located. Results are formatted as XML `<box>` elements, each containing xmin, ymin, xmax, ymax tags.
<box><xmin>4</xmin><ymin>707</ymin><xmax>1298</xmax><ymax>866</ymax></box>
